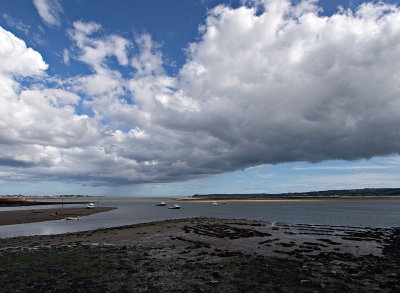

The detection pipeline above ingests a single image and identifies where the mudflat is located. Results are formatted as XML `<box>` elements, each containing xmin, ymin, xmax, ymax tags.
<box><xmin>0</xmin><ymin>218</ymin><xmax>399</xmax><ymax>292</ymax></box>
<box><xmin>0</xmin><ymin>207</ymin><xmax>116</xmax><ymax>226</ymax></box>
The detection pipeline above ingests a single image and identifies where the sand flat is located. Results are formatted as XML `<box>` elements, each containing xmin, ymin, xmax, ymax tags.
<box><xmin>1</xmin><ymin>218</ymin><xmax>399</xmax><ymax>292</ymax></box>
<box><xmin>0</xmin><ymin>207</ymin><xmax>116</xmax><ymax>226</ymax></box>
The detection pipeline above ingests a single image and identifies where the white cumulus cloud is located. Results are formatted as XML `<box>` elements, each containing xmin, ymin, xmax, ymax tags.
<box><xmin>0</xmin><ymin>27</ymin><xmax>48</xmax><ymax>76</ymax></box>
<box><xmin>2</xmin><ymin>0</ymin><xmax>400</xmax><ymax>186</ymax></box>
<box><xmin>0</xmin><ymin>26</ymin><xmax>99</xmax><ymax>171</ymax></box>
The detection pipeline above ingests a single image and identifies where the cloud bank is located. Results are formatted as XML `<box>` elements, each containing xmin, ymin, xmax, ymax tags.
<box><xmin>1</xmin><ymin>0</ymin><xmax>400</xmax><ymax>186</ymax></box>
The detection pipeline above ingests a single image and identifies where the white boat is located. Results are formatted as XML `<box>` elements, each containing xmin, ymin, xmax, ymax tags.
<box><xmin>156</xmin><ymin>201</ymin><xmax>166</xmax><ymax>206</ymax></box>
<box><xmin>211</xmin><ymin>201</ymin><xmax>218</xmax><ymax>206</ymax></box>
<box><xmin>87</xmin><ymin>203</ymin><xmax>95</xmax><ymax>209</ymax></box>
<box><xmin>168</xmin><ymin>204</ymin><xmax>181</xmax><ymax>209</ymax></box>
<box><xmin>65</xmin><ymin>216</ymin><xmax>79</xmax><ymax>220</ymax></box>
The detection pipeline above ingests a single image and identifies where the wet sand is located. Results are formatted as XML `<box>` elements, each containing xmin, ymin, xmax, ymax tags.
<box><xmin>0</xmin><ymin>218</ymin><xmax>399</xmax><ymax>292</ymax></box>
<box><xmin>0</xmin><ymin>207</ymin><xmax>116</xmax><ymax>226</ymax></box>
<box><xmin>0</xmin><ymin>217</ymin><xmax>394</xmax><ymax>259</ymax></box>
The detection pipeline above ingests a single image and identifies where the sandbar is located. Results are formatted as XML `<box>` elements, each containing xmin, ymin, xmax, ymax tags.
<box><xmin>0</xmin><ymin>207</ymin><xmax>116</xmax><ymax>226</ymax></box>
<box><xmin>177</xmin><ymin>196</ymin><xmax>400</xmax><ymax>202</ymax></box>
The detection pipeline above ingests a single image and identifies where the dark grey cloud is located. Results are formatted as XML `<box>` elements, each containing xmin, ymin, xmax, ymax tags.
<box><xmin>1</xmin><ymin>0</ymin><xmax>400</xmax><ymax>186</ymax></box>
<box><xmin>0</xmin><ymin>158</ymin><xmax>35</xmax><ymax>168</ymax></box>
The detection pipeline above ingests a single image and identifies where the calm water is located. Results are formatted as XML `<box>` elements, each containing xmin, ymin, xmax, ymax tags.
<box><xmin>0</xmin><ymin>197</ymin><xmax>399</xmax><ymax>238</ymax></box>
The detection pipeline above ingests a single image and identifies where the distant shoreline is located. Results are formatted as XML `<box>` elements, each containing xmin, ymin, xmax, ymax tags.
<box><xmin>177</xmin><ymin>195</ymin><xmax>400</xmax><ymax>202</ymax></box>
<box><xmin>188</xmin><ymin>188</ymin><xmax>400</xmax><ymax>200</ymax></box>
<box><xmin>0</xmin><ymin>197</ymin><xmax>99</xmax><ymax>207</ymax></box>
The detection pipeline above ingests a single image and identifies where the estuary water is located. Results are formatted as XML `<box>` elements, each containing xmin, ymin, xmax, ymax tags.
<box><xmin>0</xmin><ymin>197</ymin><xmax>399</xmax><ymax>238</ymax></box>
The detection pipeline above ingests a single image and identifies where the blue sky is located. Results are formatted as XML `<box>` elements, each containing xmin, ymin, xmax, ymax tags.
<box><xmin>1</xmin><ymin>0</ymin><xmax>400</xmax><ymax>196</ymax></box>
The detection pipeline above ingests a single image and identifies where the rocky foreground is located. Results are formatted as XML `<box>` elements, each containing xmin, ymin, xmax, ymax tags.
<box><xmin>0</xmin><ymin>218</ymin><xmax>399</xmax><ymax>292</ymax></box>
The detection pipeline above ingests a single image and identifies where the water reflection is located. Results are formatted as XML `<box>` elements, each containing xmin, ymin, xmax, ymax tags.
<box><xmin>1</xmin><ymin>198</ymin><xmax>400</xmax><ymax>238</ymax></box>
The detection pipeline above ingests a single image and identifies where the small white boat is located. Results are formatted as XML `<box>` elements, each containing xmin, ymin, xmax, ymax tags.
<box><xmin>211</xmin><ymin>201</ymin><xmax>218</xmax><ymax>206</ymax></box>
<box><xmin>87</xmin><ymin>203</ymin><xmax>95</xmax><ymax>209</ymax></box>
<box><xmin>168</xmin><ymin>204</ymin><xmax>181</xmax><ymax>209</ymax></box>
<box><xmin>65</xmin><ymin>216</ymin><xmax>80</xmax><ymax>220</ymax></box>
<box><xmin>156</xmin><ymin>201</ymin><xmax>166</xmax><ymax>206</ymax></box>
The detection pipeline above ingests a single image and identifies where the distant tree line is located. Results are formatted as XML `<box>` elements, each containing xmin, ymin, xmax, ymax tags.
<box><xmin>192</xmin><ymin>188</ymin><xmax>400</xmax><ymax>198</ymax></box>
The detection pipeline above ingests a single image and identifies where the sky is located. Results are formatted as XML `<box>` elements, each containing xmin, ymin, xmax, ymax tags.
<box><xmin>1</xmin><ymin>0</ymin><xmax>400</xmax><ymax>197</ymax></box>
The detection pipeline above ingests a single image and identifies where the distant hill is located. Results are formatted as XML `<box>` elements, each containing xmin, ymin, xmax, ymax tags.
<box><xmin>192</xmin><ymin>188</ymin><xmax>400</xmax><ymax>198</ymax></box>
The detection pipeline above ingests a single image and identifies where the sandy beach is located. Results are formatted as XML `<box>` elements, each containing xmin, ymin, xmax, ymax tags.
<box><xmin>0</xmin><ymin>217</ymin><xmax>399</xmax><ymax>292</ymax></box>
<box><xmin>0</xmin><ymin>207</ymin><xmax>116</xmax><ymax>226</ymax></box>
<box><xmin>177</xmin><ymin>196</ymin><xmax>398</xmax><ymax>202</ymax></box>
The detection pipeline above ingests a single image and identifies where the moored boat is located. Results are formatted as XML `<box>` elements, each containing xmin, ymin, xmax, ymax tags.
<box><xmin>168</xmin><ymin>204</ymin><xmax>181</xmax><ymax>209</ymax></box>
<box><xmin>65</xmin><ymin>216</ymin><xmax>80</xmax><ymax>220</ymax></box>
